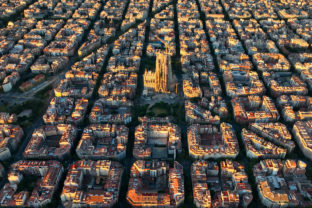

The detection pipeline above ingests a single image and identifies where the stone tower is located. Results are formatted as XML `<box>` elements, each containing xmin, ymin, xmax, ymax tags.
<box><xmin>143</xmin><ymin>50</ymin><xmax>176</xmax><ymax>94</ymax></box>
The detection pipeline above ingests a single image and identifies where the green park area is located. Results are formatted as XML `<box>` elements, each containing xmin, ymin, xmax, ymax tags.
<box><xmin>148</xmin><ymin>102</ymin><xmax>171</xmax><ymax>117</ymax></box>
<box><xmin>133</xmin><ymin>101</ymin><xmax>185</xmax><ymax>123</ymax></box>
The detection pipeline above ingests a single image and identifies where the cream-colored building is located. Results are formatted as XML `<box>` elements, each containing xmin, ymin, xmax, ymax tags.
<box><xmin>143</xmin><ymin>51</ymin><xmax>177</xmax><ymax>95</ymax></box>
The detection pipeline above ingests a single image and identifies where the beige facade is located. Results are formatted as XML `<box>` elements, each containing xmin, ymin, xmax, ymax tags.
<box><xmin>143</xmin><ymin>51</ymin><xmax>176</xmax><ymax>94</ymax></box>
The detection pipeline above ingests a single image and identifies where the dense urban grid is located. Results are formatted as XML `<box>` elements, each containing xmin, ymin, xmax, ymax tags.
<box><xmin>0</xmin><ymin>0</ymin><xmax>311</xmax><ymax>207</ymax></box>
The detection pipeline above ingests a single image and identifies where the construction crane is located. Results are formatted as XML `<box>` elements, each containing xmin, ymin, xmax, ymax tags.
<box><xmin>151</xmin><ymin>31</ymin><xmax>171</xmax><ymax>55</ymax></box>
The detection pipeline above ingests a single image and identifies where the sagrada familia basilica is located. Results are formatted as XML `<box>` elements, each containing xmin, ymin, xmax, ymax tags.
<box><xmin>143</xmin><ymin>51</ymin><xmax>177</xmax><ymax>95</ymax></box>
